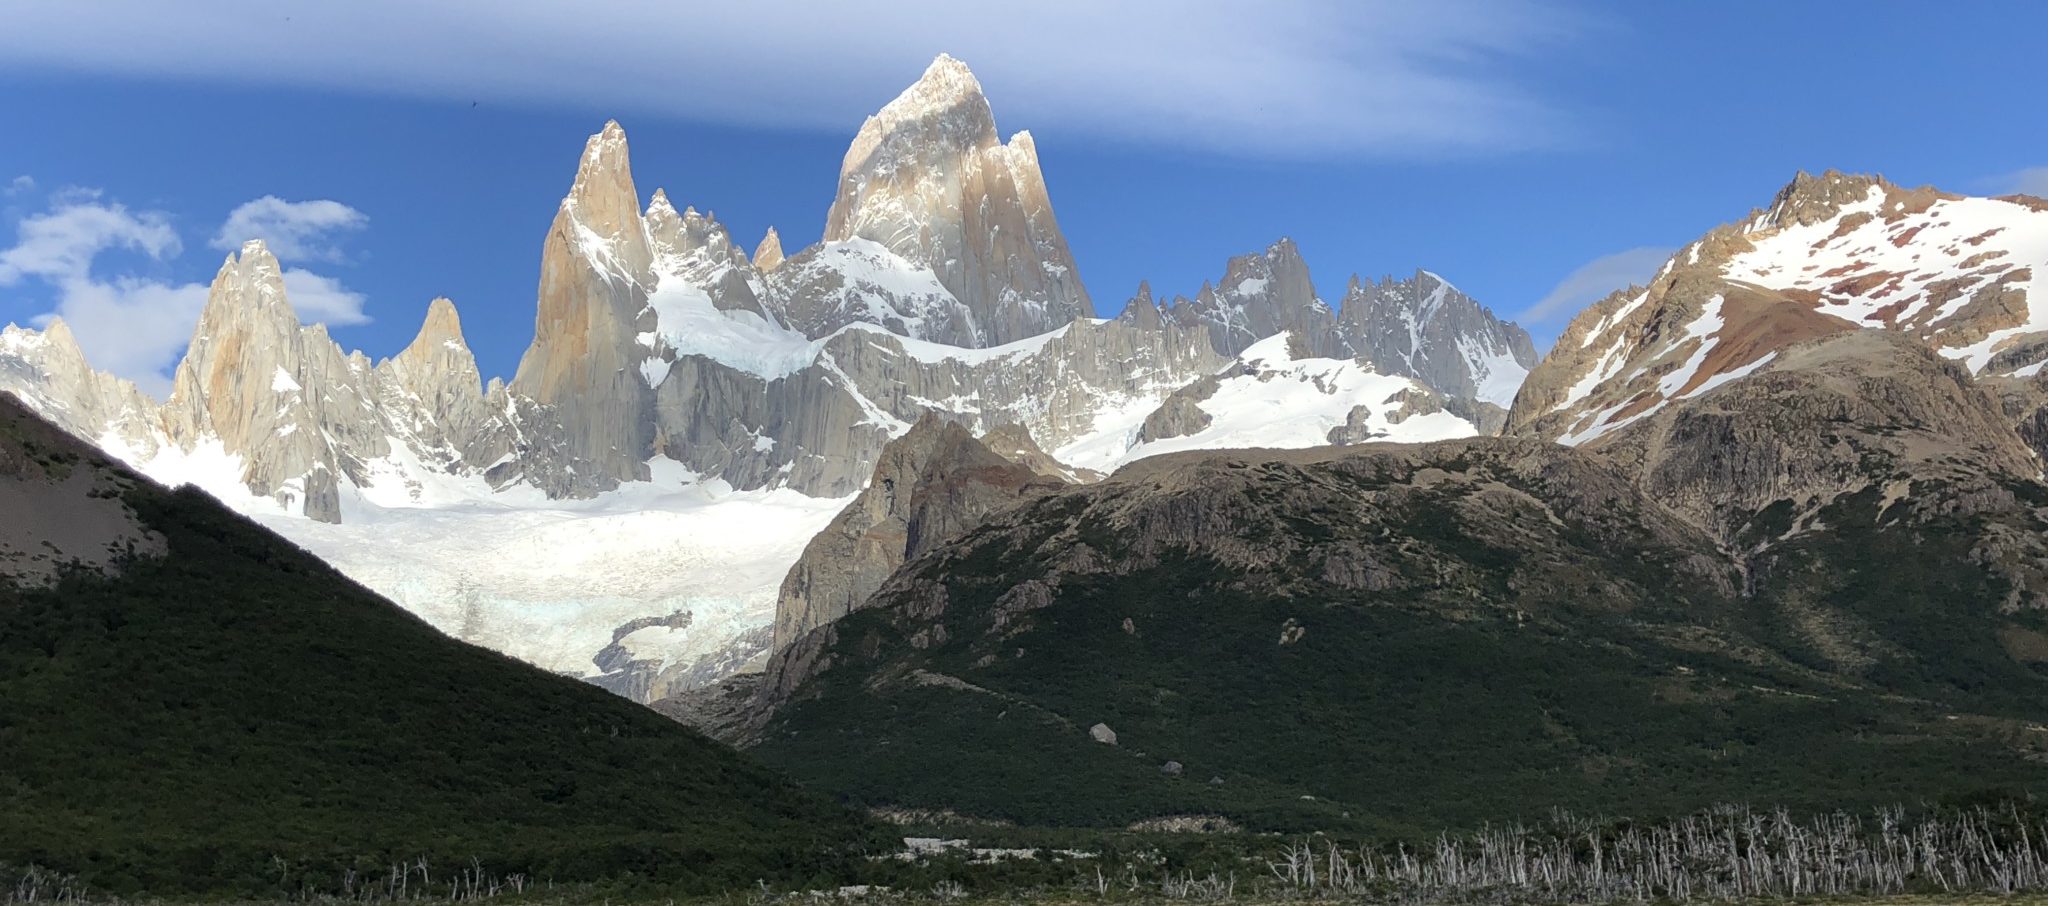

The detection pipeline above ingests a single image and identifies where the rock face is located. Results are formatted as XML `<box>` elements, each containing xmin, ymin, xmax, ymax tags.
<box><xmin>1167</xmin><ymin>239</ymin><xmax>1347</xmax><ymax>358</ymax></box>
<box><xmin>1509</xmin><ymin>170</ymin><xmax>2048</xmax><ymax>443</ymax></box>
<box><xmin>1591</xmin><ymin>330</ymin><xmax>2040</xmax><ymax>544</ymax></box>
<box><xmin>374</xmin><ymin>298</ymin><xmax>491</xmax><ymax>468</ymax></box>
<box><xmin>814</xmin><ymin>54</ymin><xmax>1093</xmax><ymax>346</ymax></box>
<box><xmin>506</xmin><ymin>120</ymin><xmax>659</xmax><ymax>497</ymax></box>
<box><xmin>1339</xmin><ymin>270</ymin><xmax>1538</xmax><ymax>428</ymax></box>
<box><xmin>0</xmin><ymin>320</ymin><xmax>162</xmax><ymax>460</ymax></box>
<box><xmin>1157</xmin><ymin>243</ymin><xmax>1535</xmax><ymax>427</ymax></box>
<box><xmin>771</xmin><ymin>414</ymin><xmax>1065</xmax><ymax>652</ymax></box>
<box><xmin>753</xmin><ymin>227</ymin><xmax>786</xmax><ymax>274</ymax></box>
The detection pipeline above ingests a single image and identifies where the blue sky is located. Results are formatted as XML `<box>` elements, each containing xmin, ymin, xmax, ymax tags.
<box><xmin>2</xmin><ymin>0</ymin><xmax>2044</xmax><ymax>395</ymax></box>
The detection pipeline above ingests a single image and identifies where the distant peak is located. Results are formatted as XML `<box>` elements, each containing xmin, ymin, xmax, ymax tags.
<box><xmin>227</xmin><ymin>239</ymin><xmax>282</xmax><ymax>276</ymax></box>
<box><xmin>754</xmin><ymin>227</ymin><xmax>785</xmax><ymax>273</ymax></box>
<box><xmin>419</xmin><ymin>297</ymin><xmax>465</xmax><ymax>345</ymax></box>
<box><xmin>647</xmin><ymin>187</ymin><xmax>675</xmax><ymax>215</ymax></box>
<box><xmin>922</xmin><ymin>53</ymin><xmax>978</xmax><ymax>90</ymax></box>
<box><xmin>1267</xmin><ymin>237</ymin><xmax>1301</xmax><ymax>256</ymax></box>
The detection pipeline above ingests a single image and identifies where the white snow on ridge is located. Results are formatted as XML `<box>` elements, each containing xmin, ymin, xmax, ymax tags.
<box><xmin>638</xmin><ymin>238</ymin><xmax>1086</xmax><ymax>383</ymax></box>
<box><xmin>1725</xmin><ymin>186</ymin><xmax>2048</xmax><ymax>372</ymax></box>
<box><xmin>1058</xmin><ymin>333</ymin><xmax>1476</xmax><ymax>471</ymax></box>
<box><xmin>1465</xmin><ymin>336</ymin><xmax>1530</xmax><ymax>409</ymax></box>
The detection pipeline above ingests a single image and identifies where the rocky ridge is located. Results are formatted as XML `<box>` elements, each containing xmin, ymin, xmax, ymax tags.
<box><xmin>1508</xmin><ymin>171</ymin><xmax>2048</xmax><ymax>443</ymax></box>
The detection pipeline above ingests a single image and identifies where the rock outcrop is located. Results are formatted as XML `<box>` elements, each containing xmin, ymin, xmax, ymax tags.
<box><xmin>771</xmin><ymin>414</ymin><xmax>1066</xmax><ymax>652</ymax></box>
<box><xmin>1590</xmin><ymin>330</ymin><xmax>2039</xmax><ymax>544</ymax></box>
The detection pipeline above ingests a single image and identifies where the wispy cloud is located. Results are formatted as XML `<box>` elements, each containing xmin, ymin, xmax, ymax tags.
<box><xmin>1521</xmin><ymin>246</ymin><xmax>1674</xmax><ymax>325</ymax></box>
<box><xmin>213</xmin><ymin>196</ymin><xmax>368</xmax><ymax>263</ymax></box>
<box><xmin>0</xmin><ymin>0</ymin><xmax>1586</xmax><ymax>158</ymax></box>
<box><xmin>1</xmin><ymin>193</ymin><xmax>369</xmax><ymax>397</ymax></box>
<box><xmin>2008</xmin><ymin>167</ymin><xmax>2048</xmax><ymax>197</ymax></box>
<box><xmin>3</xmin><ymin>176</ymin><xmax>32</xmax><ymax>197</ymax></box>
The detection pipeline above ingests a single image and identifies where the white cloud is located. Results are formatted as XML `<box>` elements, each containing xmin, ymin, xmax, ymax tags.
<box><xmin>1522</xmin><ymin>246</ymin><xmax>1675</xmax><ymax>325</ymax></box>
<box><xmin>0</xmin><ymin>200</ymin><xmax>181</xmax><ymax>283</ymax></box>
<box><xmin>2009</xmin><ymin>167</ymin><xmax>2048</xmax><ymax>197</ymax></box>
<box><xmin>280</xmin><ymin>267</ymin><xmax>369</xmax><ymax>326</ymax></box>
<box><xmin>0</xmin><ymin>0</ymin><xmax>1583</xmax><ymax>158</ymax></box>
<box><xmin>1</xmin><ymin>193</ymin><xmax>369</xmax><ymax>397</ymax></box>
<box><xmin>0</xmin><ymin>199</ymin><xmax>202</xmax><ymax>395</ymax></box>
<box><xmin>3</xmin><ymin>176</ymin><xmax>32</xmax><ymax>196</ymax></box>
<box><xmin>213</xmin><ymin>196</ymin><xmax>367</xmax><ymax>263</ymax></box>
<box><xmin>32</xmin><ymin>278</ymin><xmax>211</xmax><ymax>399</ymax></box>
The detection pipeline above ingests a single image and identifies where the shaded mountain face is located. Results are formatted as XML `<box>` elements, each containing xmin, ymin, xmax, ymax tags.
<box><xmin>1508</xmin><ymin>171</ymin><xmax>2048</xmax><ymax>443</ymax></box>
<box><xmin>747</xmin><ymin>329</ymin><xmax>2048</xmax><ymax>831</ymax></box>
<box><xmin>1339</xmin><ymin>270</ymin><xmax>1539</xmax><ymax>427</ymax></box>
<box><xmin>0</xmin><ymin>393</ymin><xmax>872</xmax><ymax>894</ymax></box>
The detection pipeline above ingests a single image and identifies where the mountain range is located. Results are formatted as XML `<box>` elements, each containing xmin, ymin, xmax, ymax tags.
<box><xmin>8</xmin><ymin>45</ymin><xmax>2048</xmax><ymax>876</ymax></box>
<box><xmin>0</xmin><ymin>55</ymin><xmax>1534</xmax><ymax>701</ymax></box>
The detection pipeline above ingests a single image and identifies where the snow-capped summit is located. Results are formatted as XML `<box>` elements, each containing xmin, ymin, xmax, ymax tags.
<box><xmin>1154</xmin><ymin>240</ymin><xmax>1534</xmax><ymax>429</ymax></box>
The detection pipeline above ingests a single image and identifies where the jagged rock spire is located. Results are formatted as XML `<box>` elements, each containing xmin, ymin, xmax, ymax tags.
<box><xmin>821</xmin><ymin>54</ymin><xmax>1092</xmax><ymax>346</ymax></box>
<box><xmin>1115</xmin><ymin>281</ymin><xmax>1165</xmax><ymax>331</ymax></box>
<box><xmin>508</xmin><ymin>120</ymin><xmax>659</xmax><ymax>496</ymax></box>
<box><xmin>1167</xmin><ymin>237</ymin><xmax>1346</xmax><ymax>358</ymax></box>
<box><xmin>754</xmin><ymin>227</ymin><xmax>785</xmax><ymax>273</ymax></box>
